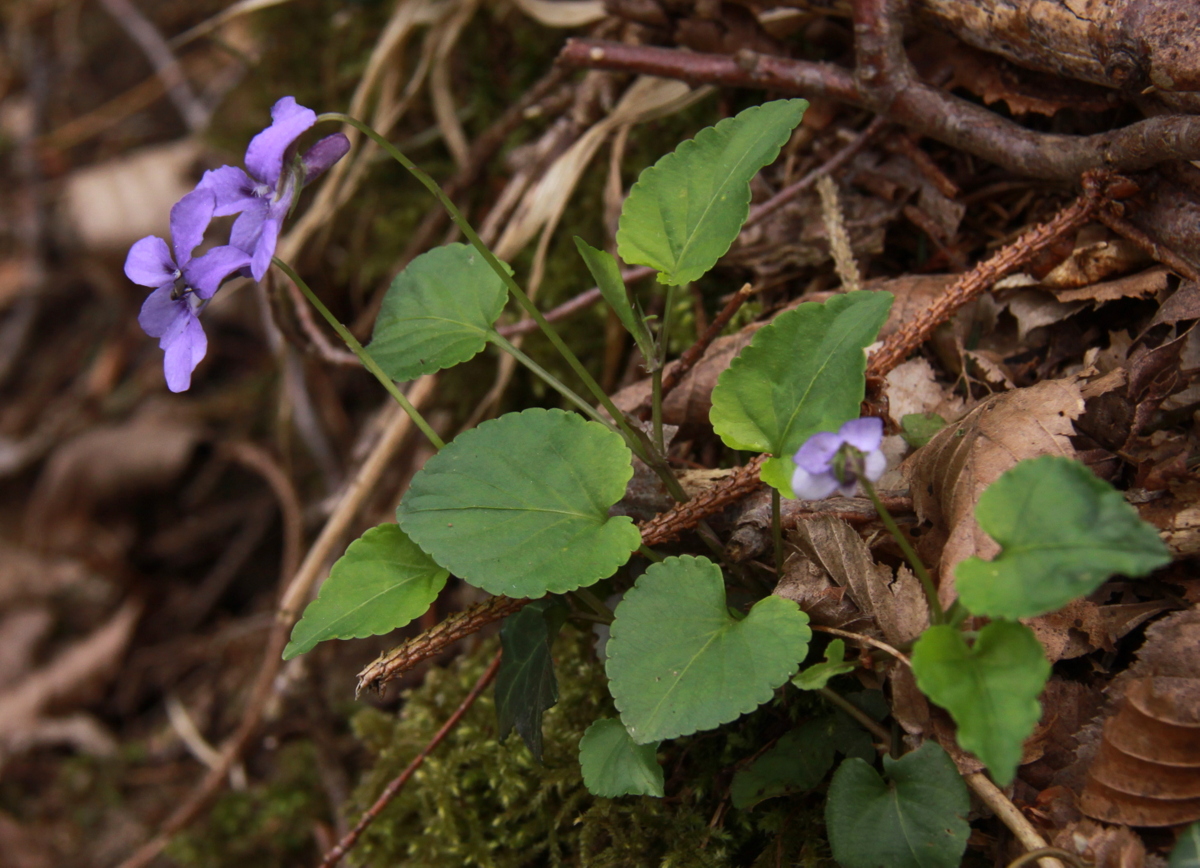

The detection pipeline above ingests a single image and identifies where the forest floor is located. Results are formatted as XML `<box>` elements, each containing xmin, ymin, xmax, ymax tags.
<box><xmin>2</xmin><ymin>0</ymin><xmax>1199</xmax><ymax>866</ymax></box>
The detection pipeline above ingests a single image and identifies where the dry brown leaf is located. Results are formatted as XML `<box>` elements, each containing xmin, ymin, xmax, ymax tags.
<box><xmin>793</xmin><ymin>515</ymin><xmax>929</xmax><ymax>647</ymax></box>
<box><xmin>1081</xmin><ymin>609</ymin><xmax>1200</xmax><ymax>827</ymax></box>
<box><xmin>23</xmin><ymin>405</ymin><xmax>200</xmax><ymax>551</ymax></box>
<box><xmin>1038</xmin><ymin>226</ymin><xmax>1148</xmax><ymax>289</ymax></box>
<box><xmin>772</xmin><ymin>552</ymin><xmax>873</xmax><ymax>635</ymax></box>
<box><xmin>1002</xmin><ymin>288</ymin><xmax>1087</xmax><ymax>340</ymax></box>
<box><xmin>1029</xmin><ymin>597</ymin><xmax>1170</xmax><ymax>663</ymax></box>
<box><xmin>883</xmin><ymin>356</ymin><xmax>965</xmax><ymax>422</ymax></box>
<box><xmin>1051</xmin><ymin>266</ymin><xmax>1170</xmax><ymax>305</ymax></box>
<box><xmin>0</xmin><ymin>600</ymin><xmax>140</xmax><ymax>763</ymax></box>
<box><xmin>1052</xmin><ymin>819</ymin><xmax>1146</xmax><ymax>868</ymax></box>
<box><xmin>0</xmin><ymin>608</ymin><xmax>53</xmax><ymax>691</ymax></box>
<box><xmin>62</xmin><ymin>139</ymin><xmax>201</xmax><ymax>250</ymax></box>
<box><xmin>905</xmin><ymin>378</ymin><xmax>1083</xmax><ymax>605</ymax></box>
<box><xmin>0</xmin><ymin>812</ymin><xmax>54</xmax><ymax>868</ymax></box>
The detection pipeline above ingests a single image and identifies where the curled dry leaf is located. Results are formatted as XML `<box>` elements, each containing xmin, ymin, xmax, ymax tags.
<box><xmin>905</xmin><ymin>377</ymin><xmax>1084</xmax><ymax>605</ymax></box>
<box><xmin>0</xmin><ymin>600</ymin><xmax>140</xmax><ymax>763</ymax></box>
<box><xmin>23</xmin><ymin>407</ymin><xmax>200</xmax><ymax>552</ymax></box>
<box><xmin>793</xmin><ymin>515</ymin><xmax>928</xmax><ymax>648</ymax></box>
<box><xmin>1081</xmin><ymin>609</ymin><xmax>1200</xmax><ymax>827</ymax></box>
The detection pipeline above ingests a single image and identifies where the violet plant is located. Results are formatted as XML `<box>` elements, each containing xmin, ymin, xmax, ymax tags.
<box><xmin>127</xmin><ymin>95</ymin><xmax>1174</xmax><ymax>868</ymax></box>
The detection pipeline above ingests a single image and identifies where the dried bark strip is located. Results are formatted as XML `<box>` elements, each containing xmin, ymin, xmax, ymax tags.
<box><xmin>356</xmin><ymin>595</ymin><xmax>529</xmax><ymax>693</ymax></box>
<box><xmin>556</xmin><ymin>39</ymin><xmax>1200</xmax><ymax>179</ymax></box>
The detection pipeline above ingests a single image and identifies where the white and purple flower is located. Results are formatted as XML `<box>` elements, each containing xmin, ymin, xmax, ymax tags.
<box><xmin>791</xmin><ymin>417</ymin><xmax>888</xmax><ymax>500</ymax></box>
<box><xmin>126</xmin><ymin>188</ymin><xmax>251</xmax><ymax>392</ymax></box>
<box><xmin>198</xmin><ymin>96</ymin><xmax>349</xmax><ymax>280</ymax></box>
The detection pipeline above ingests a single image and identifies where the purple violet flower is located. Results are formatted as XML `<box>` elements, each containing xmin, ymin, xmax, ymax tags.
<box><xmin>198</xmin><ymin>96</ymin><xmax>349</xmax><ymax>281</ymax></box>
<box><xmin>127</xmin><ymin>188</ymin><xmax>251</xmax><ymax>392</ymax></box>
<box><xmin>791</xmin><ymin>417</ymin><xmax>888</xmax><ymax>500</ymax></box>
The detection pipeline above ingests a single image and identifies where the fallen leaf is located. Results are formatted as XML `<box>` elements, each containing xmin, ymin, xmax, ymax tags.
<box><xmin>793</xmin><ymin>515</ymin><xmax>929</xmax><ymax>648</ymax></box>
<box><xmin>1081</xmin><ymin>610</ymin><xmax>1200</xmax><ymax>827</ymax></box>
<box><xmin>1051</xmin><ymin>266</ymin><xmax>1170</xmax><ymax>305</ymax></box>
<box><xmin>905</xmin><ymin>378</ymin><xmax>1083</xmax><ymax>605</ymax></box>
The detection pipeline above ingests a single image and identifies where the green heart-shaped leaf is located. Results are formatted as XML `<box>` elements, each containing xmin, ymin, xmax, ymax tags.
<box><xmin>911</xmin><ymin>621</ymin><xmax>1050</xmax><ymax>785</ymax></box>
<box><xmin>792</xmin><ymin>639</ymin><xmax>856</xmax><ymax>691</ymax></box>
<box><xmin>826</xmin><ymin>741</ymin><xmax>970</xmax><ymax>868</ymax></box>
<box><xmin>607</xmin><ymin>555</ymin><xmax>811</xmax><ymax>743</ymax></box>
<box><xmin>732</xmin><ymin>716</ymin><xmax>834</xmax><ymax>809</ymax></box>
<box><xmin>579</xmin><ymin>718</ymin><xmax>664</xmax><ymax>798</ymax></box>
<box><xmin>956</xmin><ymin>456</ymin><xmax>1171</xmax><ymax>619</ymax></box>
<box><xmin>283</xmin><ymin>523</ymin><xmax>447</xmax><ymax>660</ymax></box>
<box><xmin>617</xmin><ymin>99</ymin><xmax>808</xmax><ymax>286</ymax></box>
<box><xmin>710</xmin><ymin>291</ymin><xmax>892</xmax><ymax>494</ymax></box>
<box><xmin>369</xmin><ymin>242</ymin><xmax>507</xmax><ymax>381</ymax></box>
<box><xmin>397</xmin><ymin>408</ymin><xmax>641</xmax><ymax>598</ymax></box>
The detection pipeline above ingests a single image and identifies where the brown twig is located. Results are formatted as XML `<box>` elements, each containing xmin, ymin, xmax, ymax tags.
<box><xmin>747</xmin><ymin>115</ymin><xmax>888</xmax><ymax>226</ymax></box>
<box><xmin>1095</xmin><ymin>207</ymin><xmax>1200</xmax><ymax>283</ymax></box>
<box><xmin>497</xmin><ymin>266</ymin><xmax>656</xmax><ymax>338</ymax></box>
<box><xmin>630</xmin><ymin>282</ymin><xmax>756</xmax><ymax>420</ymax></box>
<box><xmin>356</xmin><ymin>595</ymin><xmax>528</xmax><ymax>694</ymax></box>
<box><xmin>865</xmin><ymin>172</ymin><xmax>1128</xmax><ymax>379</ymax></box>
<box><xmin>556</xmin><ymin>38</ymin><xmax>1200</xmax><ymax>180</ymax></box>
<box><xmin>811</xmin><ymin>625</ymin><xmax>911</xmax><ymax>667</ymax></box>
<box><xmin>320</xmin><ymin>649</ymin><xmax>502</xmax><ymax>868</ymax></box>
<box><xmin>95</xmin><ymin>0</ymin><xmax>208</xmax><ymax>133</ymax></box>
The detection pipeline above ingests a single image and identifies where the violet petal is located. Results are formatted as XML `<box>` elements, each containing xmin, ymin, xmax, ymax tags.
<box><xmin>301</xmin><ymin>133</ymin><xmax>350</xmax><ymax>184</ymax></box>
<box><xmin>185</xmin><ymin>245</ymin><xmax>253</xmax><ymax>299</ymax></box>
<box><xmin>791</xmin><ymin>466</ymin><xmax>840</xmax><ymax>501</ymax></box>
<box><xmin>200</xmin><ymin>165</ymin><xmax>259</xmax><ymax>216</ymax></box>
<box><xmin>162</xmin><ymin>311</ymin><xmax>207</xmax><ymax>392</ymax></box>
<box><xmin>169</xmin><ymin>187</ymin><xmax>215</xmax><ymax>266</ymax></box>
<box><xmin>138</xmin><ymin>284</ymin><xmax>185</xmax><ymax>338</ymax></box>
<box><xmin>839</xmin><ymin>416</ymin><xmax>884</xmax><ymax>453</ymax></box>
<box><xmin>125</xmin><ymin>236</ymin><xmax>176</xmax><ymax>288</ymax></box>
<box><xmin>250</xmin><ymin>216</ymin><xmax>281</xmax><ymax>281</ymax></box>
<box><xmin>863</xmin><ymin>449</ymin><xmax>888</xmax><ymax>482</ymax></box>
<box><xmin>244</xmin><ymin>96</ymin><xmax>316</xmax><ymax>187</ymax></box>
<box><xmin>230</xmin><ymin>203</ymin><xmax>268</xmax><ymax>256</ymax></box>
<box><xmin>794</xmin><ymin>431</ymin><xmax>843</xmax><ymax>473</ymax></box>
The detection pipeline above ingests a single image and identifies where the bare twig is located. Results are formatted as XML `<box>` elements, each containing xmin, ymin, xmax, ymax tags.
<box><xmin>1095</xmin><ymin>207</ymin><xmax>1200</xmax><ymax>283</ymax></box>
<box><xmin>320</xmin><ymin>650</ymin><xmax>502</xmax><ymax>868</ymax></box>
<box><xmin>747</xmin><ymin>115</ymin><xmax>888</xmax><ymax>226</ymax></box>
<box><xmin>497</xmin><ymin>266</ymin><xmax>656</xmax><ymax>338</ymax></box>
<box><xmin>95</xmin><ymin>0</ymin><xmax>208</xmax><ymax>132</ymax></box>
<box><xmin>965</xmin><ymin>772</ymin><xmax>1066</xmax><ymax>868</ymax></box>
<box><xmin>118</xmin><ymin>378</ymin><xmax>437</xmax><ymax>868</ymax></box>
<box><xmin>630</xmin><ymin>283</ymin><xmax>756</xmax><ymax>420</ymax></box>
<box><xmin>865</xmin><ymin>172</ymin><xmax>1130</xmax><ymax>379</ymax></box>
<box><xmin>811</xmin><ymin>625</ymin><xmax>911</xmax><ymax>668</ymax></box>
<box><xmin>557</xmin><ymin>39</ymin><xmax>1200</xmax><ymax>180</ymax></box>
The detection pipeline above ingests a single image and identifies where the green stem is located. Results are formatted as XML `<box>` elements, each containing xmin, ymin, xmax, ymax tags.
<box><xmin>317</xmin><ymin>112</ymin><xmax>659</xmax><ymax>469</ymax></box>
<box><xmin>650</xmin><ymin>283</ymin><xmax>680</xmax><ymax>455</ymax></box>
<box><xmin>817</xmin><ymin>687</ymin><xmax>890</xmax><ymax>744</ymax></box>
<box><xmin>860</xmin><ymin>477</ymin><xmax>944</xmax><ymax>625</ymax></box>
<box><xmin>771</xmin><ymin>486</ymin><xmax>784</xmax><ymax>577</ymax></box>
<box><xmin>638</xmin><ymin>544</ymin><xmax>664</xmax><ymax>564</ymax></box>
<box><xmin>571</xmin><ymin>587</ymin><xmax>615</xmax><ymax>624</ymax></box>
<box><xmin>486</xmin><ymin>332</ymin><xmax>612</xmax><ymax>428</ymax></box>
<box><xmin>651</xmin><ymin>366</ymin><xmax>664</xmax><ymax>455</ymax></box>
<box><xmin>273</xmin><ymin>257</ymin><xmax>445</xmax><ymax>450</ymax></box>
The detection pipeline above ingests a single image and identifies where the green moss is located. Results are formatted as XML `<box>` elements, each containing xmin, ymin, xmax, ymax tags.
<box><xmin>166</xmin><ymin>741</ymin><xmax>326</xmax><ymax>868</ymax></box>
<box><xmin>346</xmin><ymin>628</ymin><xmax>812</xmax><ymax>868</ymax></box>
